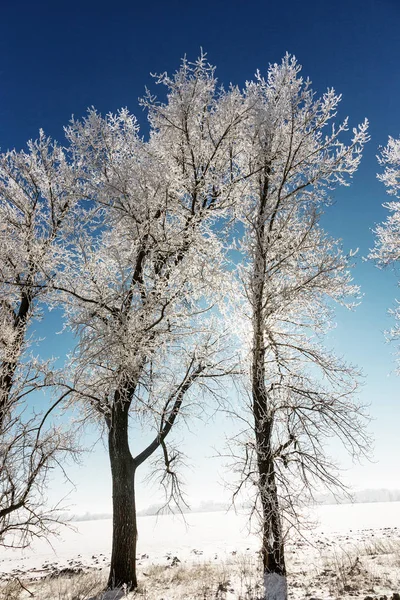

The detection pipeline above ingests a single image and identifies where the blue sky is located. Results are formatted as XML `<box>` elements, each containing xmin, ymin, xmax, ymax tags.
<box><xmin>2</xmin><ymin>0</ymin><xmax>400</xmax><ymax>513</ymax></box>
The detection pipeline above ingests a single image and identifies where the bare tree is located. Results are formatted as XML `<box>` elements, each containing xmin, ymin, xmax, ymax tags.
<box><xmin>227</xmin><ymin>55</ymin><xmax>370</xmax><ymax>600</ymax></box>
<box><xmin>0</xmin><ymin>133</ymin><xmax>79</xmax><ymax>547</ymax></box>
<box><xmin>55</xmin><ymin>55</ymin><xmax>244</xmax><ymax>591</ymax></box>
<box><xmin>0</xmin><ymin>383</ymin><xmax>76</xmax><ymax>548</ymax></box>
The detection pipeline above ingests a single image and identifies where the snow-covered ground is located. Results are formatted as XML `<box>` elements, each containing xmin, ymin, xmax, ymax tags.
<box><xmin>1</xmin><ymin>502</ymin><xmax>400</xmax><ymax>599</ymax></box>
<box><xmin>2</xmin><ymin>501</ymin><xmax>400</xmax><ymax>572</ymax></box>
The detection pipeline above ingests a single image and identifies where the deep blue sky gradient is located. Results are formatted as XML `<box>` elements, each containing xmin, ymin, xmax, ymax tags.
<box><xmin>1</xmin><ymin>0</ymin><xmax>400</xmax><ymax>511</ymax></box>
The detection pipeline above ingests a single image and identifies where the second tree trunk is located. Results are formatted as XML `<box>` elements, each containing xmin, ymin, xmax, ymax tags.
<box><xmin>107</xmin><ymin>402</ymin><xmax>138</xmax><ymax>591</ymax></box>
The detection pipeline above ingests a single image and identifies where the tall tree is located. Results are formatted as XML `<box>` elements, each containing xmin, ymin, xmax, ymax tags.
<box><xmin>369</xmin><ymin>135</ymin><xmax>400</xmax><ymax>362</ymax></box>
<box><xmin>229</xmin><ymin>55</ymin><xmax>370</xmax><ymax>600</ymax></box>
<box><xmin>57</xmin><ymin>55</ymin><xmax>244</xmax><ymax>591</ymax></box>
<box><xmin>0</xmin><ymin>133</ymin><xmax>78</xmax><ymax>546</ymax></box>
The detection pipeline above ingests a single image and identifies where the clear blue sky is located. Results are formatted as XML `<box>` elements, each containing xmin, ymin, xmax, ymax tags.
<box><xmin>2</xmin><ymin>0</ymin><xmax>400</xmax><ymax>513</ymax></box>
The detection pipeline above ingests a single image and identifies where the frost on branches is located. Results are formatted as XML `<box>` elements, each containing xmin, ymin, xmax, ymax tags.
<box><xmin>370</xmin><ymin>135</ymin><xmax>400</xmax><ymax>367</ymax></box>
<box><xmin>0</xmin><ymin>133</ymin><xmax>79</xmax><ymax>547</ymax></box>
<box><xmin>371</xmin><ymin>136</ymin><xmax>400</xmax><ymax>266</ymax></box>
<box><xmin>56</xmin><ymin>54</ymin><xmax>244</xmax><ymax>591</ymax></box>
<box><xmin>225</xmin><ymin>54</ymin><xmax>370</xmax><ymax>600</ymax></box>
<box><xmin>377</xmin><ymin>136</ymin><xmax>400</xmax><ymax>198</ymax></box>
<box><xmin>0</xmin><ymin>52</ymin><xmax>373</xmax><ymax>600</ymax></box>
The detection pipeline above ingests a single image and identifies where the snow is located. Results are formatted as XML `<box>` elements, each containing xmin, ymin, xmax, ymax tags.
<box><xmin>315</xmin><ymin>500</ymin><xmax>400</xmax><ymax>531</ymax></box>
<box><xmin>264</xmin><ymin>573</ymin><xmax>287</xmax><ymax>600</ymax></box>
<box><xmin>1</xmin><ymin>501</ymin><xmax>400</xmax><ymax>578</ymax></box>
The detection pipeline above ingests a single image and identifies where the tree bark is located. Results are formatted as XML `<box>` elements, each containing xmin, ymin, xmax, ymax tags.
<box><xmin>105</xmin><ymin>363</ymin><xmax>202</xmax><ymax>591</ymax></box>
<box><xmin>256</xmin><ymin>431</ymin><xmax>286</xmax><ymax>575</ymax></box>
<box><xmin>253</xmin><ymin>376</ymin><xmax>287</xmax><ymax>600</ymax></box>
<box><xmin>107</xmin><ymin>400</ymin><xmax>138</xmax><ymax>591</ymax></box>
<box><xmin>251</xmin><ymin>168</ymin><xmax>287</xmax><ymax>600</ymax></box>
<box><xmin>253</xmin><ymin>364</ymin><xmax>287</xmax><ymax>600</ymax></box>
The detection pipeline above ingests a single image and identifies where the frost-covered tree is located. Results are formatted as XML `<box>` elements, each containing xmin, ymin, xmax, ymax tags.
<box><xmin>369</xmin><ymin>135</ymin><xmax>400</xmax><ymax>364</ymax></box>
<box><xmin>228</xmin><ymin>55</ymin><xmax>370</xmax><ymax>600</ymax></box>
<box><xmin>57</xmin><ymin>55</ymin><xmax>245</xmax><ymax>591</ymax></box>
<box><xmin>376</xmin><ymin>136</ymin><xmax>400</xmax><ymax>199</ymax></box>
<box><xmin>0</xmin><ymin>134</ymin><xmax>78</xmax><ymax>547</ymax></box>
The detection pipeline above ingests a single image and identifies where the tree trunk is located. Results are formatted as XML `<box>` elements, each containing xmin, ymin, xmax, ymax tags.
<box><xmin>253</xmin><ymin>349</ymin><xmax>287</xmax><ymax>600</ymax></box>
<box><xmin>256</xmin><ymin>429</ymin><xmax>287</xmax><ymax>600</ymax></box>
<box><xmin>105</xmin><ymin>363</ymin><xmax>197</xmax><ymax>591</ymax></box>
<box><xmin>250</xmin><ymin>168</ymin><xmax>287</xmax><ymax>600</ymax></box>
<box><xmin>107</xmin><ymin>401</ymin><xmax>138</xmax><ymax>591</ymax></box>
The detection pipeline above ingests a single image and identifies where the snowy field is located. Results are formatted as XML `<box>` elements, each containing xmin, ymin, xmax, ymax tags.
<box><xmin>1</xmin><ymin>502</ymin><xmax>400</xmax><ymax>599</ymax></box>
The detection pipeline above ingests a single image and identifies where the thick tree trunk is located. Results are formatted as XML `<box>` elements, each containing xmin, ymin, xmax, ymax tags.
<box><xmin>253</xmin><ymin>338</ymin><xmax>287</xmax><ymax>600</ymax></box>
<box><xmin>253</xmin><ymin>395</ymin><xmax>287</xmax><ymax>600</ymax></box>
<box><xmin>107</xmin><ymin>401</ymin><xmax>138</xmax><ymax>591</ymax></box>
<box><xmin>257</xmin><ymin>443</ymin><xmax>286</xmax><ymax>576</ymax></box>
<box><xmin>105</xmin><ymin>364</ymin><xmax>198</xmax><ymax>591</ymax></box>
<box><xmin>256</xmin><ymin>428</ymin><xmax>287</xmax><ymax>600</ymax></box>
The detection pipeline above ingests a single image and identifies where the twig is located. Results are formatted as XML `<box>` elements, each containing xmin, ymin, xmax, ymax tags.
<box><xmin>15</xmin><ymin>577</ymin><xmax>35</xmax><ymax>597</ymax></box>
